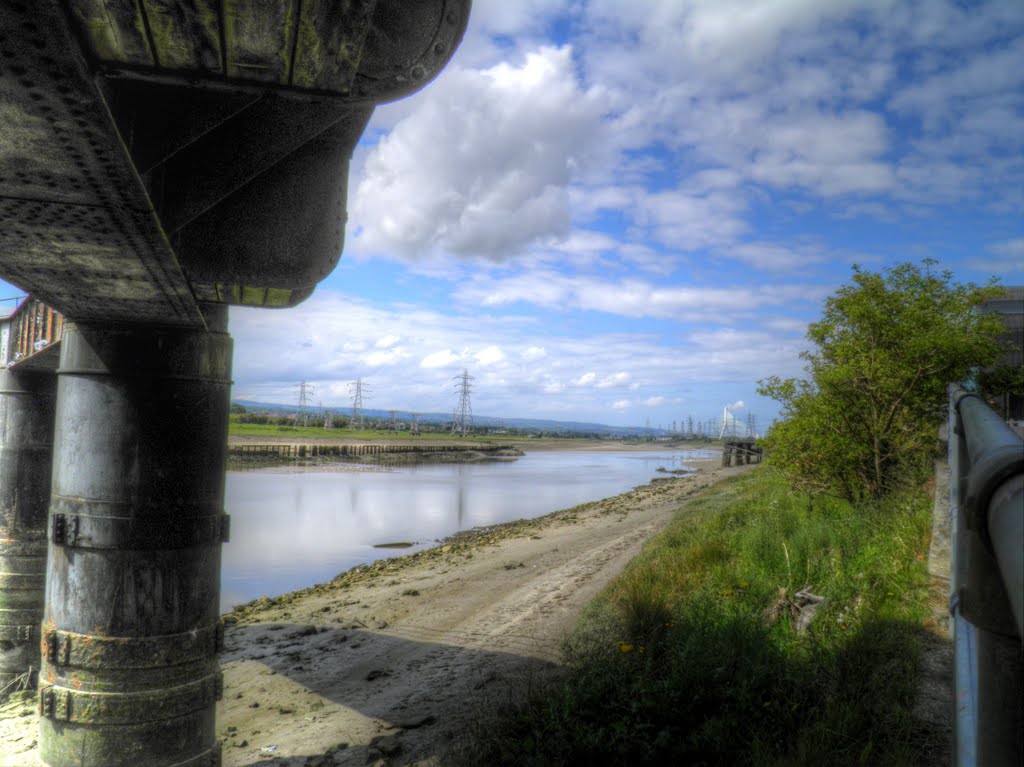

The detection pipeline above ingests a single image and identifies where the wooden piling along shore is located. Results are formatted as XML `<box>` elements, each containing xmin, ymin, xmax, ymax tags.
<box><xmin>721</xmin><ymin>441</ymin><xmax>763</xmax><ymax>467</ymax></box>
<box><xmin>228</xmin><ymin>443</ymin><xmax>517</xmax><ymax>458</ymax></box>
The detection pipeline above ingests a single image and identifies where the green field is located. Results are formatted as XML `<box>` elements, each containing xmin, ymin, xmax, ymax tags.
<box><xmin>227</xmin><ymin>416</ymin><xmax>721</xmax><ymax>447</ymax></box>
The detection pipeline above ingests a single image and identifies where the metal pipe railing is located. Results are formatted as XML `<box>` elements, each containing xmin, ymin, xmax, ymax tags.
<box><xmin>949</xmin><ymin>385</ymin><xmax>1024</xmax><ymax>767</ymax></box>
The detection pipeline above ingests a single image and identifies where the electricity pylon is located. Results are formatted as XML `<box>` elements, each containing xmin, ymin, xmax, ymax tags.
<box><xmin>295</xmin><ymin>381</ymin><xmax>314</xmax><ymax>427</ymax></box>
<box><xmin>452</xmin><ymin>369</ymin><xmax>473</xmax><ymax>437</ymax></box>
<box><xmin>349</xmin><ymin>378</ymin><xmax>368</xmax><ymax>430</ymax></box>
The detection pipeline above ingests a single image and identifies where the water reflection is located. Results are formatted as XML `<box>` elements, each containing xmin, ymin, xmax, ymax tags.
<box><xmin>220</xmin><ymin>449</ymin><xmax>715</xmax><ymax>610</ymax></box>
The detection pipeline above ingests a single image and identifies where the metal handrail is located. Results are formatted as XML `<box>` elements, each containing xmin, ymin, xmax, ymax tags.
<box><xmin>948</xmin><ymin>385</ymin><xmax>1023</xmax><ymax>767</ymax></box>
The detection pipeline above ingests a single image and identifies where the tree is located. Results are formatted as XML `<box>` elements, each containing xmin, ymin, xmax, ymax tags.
<box><xmin>758</xmin><ymin>261</ymin><xmax>1004</xmax><ymax>501</ymax></box>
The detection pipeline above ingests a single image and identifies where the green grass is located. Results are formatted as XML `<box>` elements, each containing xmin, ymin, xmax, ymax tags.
<box><xmin>451</xmin><ymin>468</ymin><xmax>936</xmax><ymax>766</ymax></box>
<box><xmin>229</xmin><ymin>420</ymin><xmax>399</xmax><ymax>440</ymax></box>
<box><xmin>229</xmin><ymin>418</ymin><xmax>572</xmax><ymax>444</ymax></box>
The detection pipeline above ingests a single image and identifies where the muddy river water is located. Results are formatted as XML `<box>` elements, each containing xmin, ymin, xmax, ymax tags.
<box><xmin>220</xmin><ymin>448</ymin><xmax>716</xmax><ymax>610</ymax></box>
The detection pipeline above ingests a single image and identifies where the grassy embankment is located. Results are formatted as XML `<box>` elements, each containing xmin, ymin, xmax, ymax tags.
<box><xmin>230</xmin><ymin>419</ymin><xmax>544</xmax><ymax>443</ymax></box>
<box><xmin>227</xmin><ymin>417</ymin><xmax>724</xmax><ymax>447</ymax></box>
<box><xmin>455</xmin><ymin>467</ymin><xmax>937</xmax><ymax>766</ymax></box>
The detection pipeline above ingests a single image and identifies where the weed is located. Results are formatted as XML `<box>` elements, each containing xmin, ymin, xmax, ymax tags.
<box><xmin>450</xmin><ymin>468</ymin><xmax>936</xmax><ymax>766</ymax></box>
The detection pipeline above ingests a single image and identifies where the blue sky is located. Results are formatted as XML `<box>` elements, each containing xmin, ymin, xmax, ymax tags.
<box><xmin>5</xmin><ymin>1</ymin><xmax>1023</xmax><ymax>432</ymax></box>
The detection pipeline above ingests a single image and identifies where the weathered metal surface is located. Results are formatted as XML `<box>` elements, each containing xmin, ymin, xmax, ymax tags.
<box><xmin>293</xmin><ymin>0</ymin><xmax>375</xmax><ymax>91</ymax></box>
<box><xmin>43</xmin><ymin>622</ymin><xmax>224</xmax><ymax>670</ymax></box>
<box><xmin>137</xmin><ymin>94</ymin><xmax>369</xmax><ymax>234</ymax></box>
<box><xmin>66</xmin><ymin>0</ymin><xmax>155</xmax><ymax>67</ymax></box>
<box><xmin>949</xmin><ymin>385</ymin><xmax>1024</xmax><ymax>767</ymax></box>
<box><xmin>0</xmin><ymin>2</ymin><xmax>202</xmax><ymax>326</ymax></box>
<box><xmin>0</xmin><ymin>2</ymin><xmax>469</xmax><ymax>319</ymax></box>
<box><xmin>40</xmin><ymin>318</ymin><xmax>231</xmax><ymax>767</ymax></box>
<box><xmin>222</xmin><ymin>0</ymin><xmax>298</xmax><ymax>82</ymax></box>
<box><xmin>71</xmin><ymin>0</ymin><xmax>468</xmax><ymax>100</ymax></box>
<box><xmin>169</xmin><ymin>107</ymin><xmax>371</xmax><ymax>291</ymax></box>
<box><xmin>0</xmin><ymin>370</ymin><xmax>56</xmax><ymax>696</ymax></box>
<box><xmin>355</xmin><ymin>0</ymin><xmax>468</xmax><ymax>102</ymax></box>
<box><xmin>40</xmin><ymin>672</ymin><xmax>223</xmax><ymax>724</ymax></box>
<box><xmin>48</xmin><ymin>507</ymin><xmax>230</xmax><ymax>549</ymax></box>
<box><xmin>143</xmin><ymin>0</ymin><xmax>224</xmax><ymax>72</ymax></box>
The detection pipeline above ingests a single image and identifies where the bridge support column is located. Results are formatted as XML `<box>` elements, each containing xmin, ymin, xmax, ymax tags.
<box><xmin>39</xmin><ymin>314</ymin><xmax>232</xmax><ymax>767</ymax></box>
<box><xmin>0</xmin><ymin>369</ymin><xmax>55</xmax><ymax>697</ymax></box>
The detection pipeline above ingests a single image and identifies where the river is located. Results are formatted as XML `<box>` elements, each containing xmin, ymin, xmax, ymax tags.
<box><xmin>220</xmin><ymin>448</ymin><xmax>717</xmax><ymax>610</ymax></box>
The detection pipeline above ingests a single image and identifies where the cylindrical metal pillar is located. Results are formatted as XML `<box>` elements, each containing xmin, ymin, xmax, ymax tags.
<box><xmin>0</xmin><ymin>369</ymin><xmax>55</xmax><ymax>696</ymax></box>
<box><xmin>39</xmin><ymin>317</ymin><xmax>232</xmax><ymax>767</ymax></box>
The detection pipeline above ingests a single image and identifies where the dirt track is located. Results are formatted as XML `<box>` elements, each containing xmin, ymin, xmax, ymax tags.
<box><xmin>0</xmin><ymin>457</ymin><xmax>751</xmax><ymax>767</ymax></box>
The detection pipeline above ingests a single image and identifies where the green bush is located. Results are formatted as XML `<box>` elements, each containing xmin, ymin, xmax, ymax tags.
<box><xmin>759</xmin><ymin>261</ymin><xmax>1002</xmax><ymax>500</ymax></box>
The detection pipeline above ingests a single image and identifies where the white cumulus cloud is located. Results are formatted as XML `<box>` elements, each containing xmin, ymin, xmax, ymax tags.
<box><xmin>352</xmin><ymin>46</ymin><xmax>608</xmax><ymax>260</ymax></box>
<box><xmin>420</xmin><ymin>349</ymin><xmax>460</xmax><ymax>369</ymax></box>
<box><xmin>596</xmin><ymin>372</ymin><xmax>631</xmax><ymax>388</ymax></box>
<box><xmin>475</xmin><ymin>345</ymin><xmax>506</xmax><ymax>366</ymax></box>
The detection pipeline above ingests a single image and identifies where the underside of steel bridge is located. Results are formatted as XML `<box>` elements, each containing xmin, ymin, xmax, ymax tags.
<box><xmin>0</xmin><ymin>2</ymin><xmax>469</xmax><ymax>764</ymax></box>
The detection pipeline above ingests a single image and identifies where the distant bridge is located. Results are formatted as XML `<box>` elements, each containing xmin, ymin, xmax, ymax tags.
<box><xmin>0</xmin><ymin>297</ymin><xmax>63</xmax><ymax>371</ymax></box>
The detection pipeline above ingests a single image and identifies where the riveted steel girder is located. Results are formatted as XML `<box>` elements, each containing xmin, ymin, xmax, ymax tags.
<box><xmin>0</xmin><ymin>1</ymin><xmax>469</xmax><ymax>323</ymax></box>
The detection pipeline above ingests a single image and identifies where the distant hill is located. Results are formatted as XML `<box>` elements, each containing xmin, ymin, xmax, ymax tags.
<box><xmin>231</xmin><ymin>399</ymin><xmax>660</xmax><ymax>437</ymax></box>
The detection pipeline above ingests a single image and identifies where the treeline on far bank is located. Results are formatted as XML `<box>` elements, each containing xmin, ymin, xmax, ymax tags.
<box><xmin>451</xmin><ymin>261</ymin><xmax>1008</xmax><ymax>766</ymax></box>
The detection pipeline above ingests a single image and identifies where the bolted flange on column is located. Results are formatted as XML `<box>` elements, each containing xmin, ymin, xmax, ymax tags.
<box><xmin>39</xmin><ymin>317</ymin><xmax>231</xmax><ymax>767</ymax></box>
<box><xmin>0</xmin><ymin>369</ymin><xmax>55</xmax><ymax>697</ymax></box>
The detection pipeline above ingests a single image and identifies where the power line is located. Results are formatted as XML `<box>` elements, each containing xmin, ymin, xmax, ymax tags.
<box><xmin>452</xmin><ymin>369</ymin><xmax>473</xmax><ymax>437</ymax></box>
<box><xmin>388</xmin><ymin>409</ymin><xmax>399</xmax><ymax>433</ymax></box>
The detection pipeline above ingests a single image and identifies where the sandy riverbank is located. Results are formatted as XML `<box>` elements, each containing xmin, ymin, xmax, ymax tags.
<box><xmin>1</xmin><ymin>455</ymin><xmax>745</xmax><ymax>766</ymax></box>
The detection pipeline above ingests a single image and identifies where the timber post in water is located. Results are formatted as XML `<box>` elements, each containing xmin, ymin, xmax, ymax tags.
<box><xmin>0</xmin><ymin>369</ymin><xmax>55</xmax><ymax>696</ymax></box>
<box><xmin>722</xmin><ymin>441</ymin><xmax>763</xmax><ymax>467</ymax></box>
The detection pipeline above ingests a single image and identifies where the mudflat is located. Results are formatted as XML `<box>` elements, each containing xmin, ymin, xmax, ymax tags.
<box><xmin>0</xmin><ymin>455</ymin><xmax>750</xmax><ymax>767</ymax></box>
